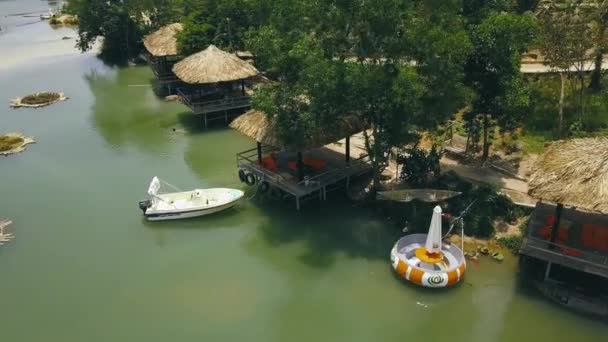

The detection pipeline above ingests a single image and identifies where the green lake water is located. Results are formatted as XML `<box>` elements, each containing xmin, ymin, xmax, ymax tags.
<box><xmin>1</xmin><ymin>1</ymin><xmax>607</xmax><ymax>341</ymax></box>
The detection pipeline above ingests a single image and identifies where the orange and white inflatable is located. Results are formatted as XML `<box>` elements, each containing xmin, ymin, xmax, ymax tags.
<box><xmin>390</xmin><ymin>206</ymin><xmax>466</xmax><ymax>288</ymax></box>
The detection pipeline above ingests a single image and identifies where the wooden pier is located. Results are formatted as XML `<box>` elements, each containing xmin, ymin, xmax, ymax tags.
<box><xmin>236</xmin><ymin>144</ymin><xmax>371</xmax><ymax>210</ymax></box>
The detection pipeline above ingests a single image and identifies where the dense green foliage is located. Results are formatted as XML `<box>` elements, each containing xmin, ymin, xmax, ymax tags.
<box><xmin>248</xmin><ymin>0</ymin><xmax>471</xmax><ymax>188</ymax></box>
<box><xmin>397</xmin><ymin>144</ymin><xmax>442</xmax><ymax>187</ymax></box>
<box><xmin>69</xmin><ymin>0</ymin><xmax>608</xmax><ymax>166</ymax></box>
<box><xmin>463</xmin><ymin>1</ymin><xmax>538</xmax><ymax>160</ymax></box>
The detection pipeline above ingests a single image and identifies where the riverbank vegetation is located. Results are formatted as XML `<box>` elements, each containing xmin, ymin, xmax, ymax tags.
<box><xmin>71</xmin><ymin>0</ymin><xmax>608</xmax><ymax>239</ymax></box>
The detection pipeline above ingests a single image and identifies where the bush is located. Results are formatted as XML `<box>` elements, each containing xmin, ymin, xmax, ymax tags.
<box><xmin>497</xmin><ymin>235</ymin><xmax>523</xmax><ymax>253</ymax></box>
<box><xmin>21</xmin><ymin>92</ymin><xmax>60</xmax><ymax>105</ymax></box>
<box><xmin>397</xmin><ymin>144</ymin><xmax>442</xmax><ymax>187</ymax></box>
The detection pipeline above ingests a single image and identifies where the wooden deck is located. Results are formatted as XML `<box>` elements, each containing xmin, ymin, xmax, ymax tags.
<box><xmin>521</xmin><ymin>237</ymin><xmax>608</xmax><ymax>279</ymax></box>
<box><xmin>178</xmin><ymin>89</ymin><xmax>251</xmax><ymax>127</ymax></box>
<box><xmin>520</xmin><ymin>202</ymin><xmax>608</xmax><ymax>279</ymax></box>
<box><xmin>237</xmin><ymin>145</ymin><xmax>372</xmax><ymax>209</ymax></box>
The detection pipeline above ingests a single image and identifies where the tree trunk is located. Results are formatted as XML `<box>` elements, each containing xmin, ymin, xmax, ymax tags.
<box><xmin>362</xmin><ymin>129</ymin><xmax>380</xmax><ymax>194</ymax></box>
<box><xmin>589</xmin><ymin>28</ymin><xmax>605</xmax><ymax>92</ymax></box>
<box><xmin>558</xmin><ymin>72</ymin><xmax>565</xmax><ymax>137</ymax></box>
<box><xmin>481</xmin><ymin>113</ymin><xmax>490</xmax><ymax>161</ymax></box>
<box><xmin>589</xmin><ymin>49</ymin><xmax>604</xmax><ymax>92</ymax></box>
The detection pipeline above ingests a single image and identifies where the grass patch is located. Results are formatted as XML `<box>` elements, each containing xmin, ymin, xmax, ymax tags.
<box><xmin>21</xmin><ymin>92</ymin><xmax>60</xmax><ymax>105</ymax></box>
<box><xmin>519</xmin><ymin>131</ymin><xmax>551</xmax><ymax>154</ymax></box>
<box><xmin>496</xmin><ymin>216</ymin><xmax>530</xmax><ymax>254</ymax></box>
<box><xmin>0</xmin><ymin>135</ymin><xmax>24</xmax><ymax>152</ymax></box>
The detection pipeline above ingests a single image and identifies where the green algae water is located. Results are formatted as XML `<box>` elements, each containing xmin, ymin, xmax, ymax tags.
<box><xmin>1</xmin><ymin>2</ymin><xmax>608</xmax><ymax>341</ymax></box>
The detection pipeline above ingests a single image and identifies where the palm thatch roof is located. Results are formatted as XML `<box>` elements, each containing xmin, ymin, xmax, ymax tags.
<box><xmin>529</xmin><ymin>137</ymin><xmax>608</xmax><ymax>214</ymax></box>
<box><xmin>230</xmin><ymin>109</ymin><xmax>364</xmax><ymax>150</ymax></box>
<box><xmin>172</xmin><ymin>45</ymin><xmax>259</xmax><ymax>84</ymax></box>
<box><xmin>143</xmin><ymin>23</ymin><xmax>183</xmax><ymax>57</ymax></box>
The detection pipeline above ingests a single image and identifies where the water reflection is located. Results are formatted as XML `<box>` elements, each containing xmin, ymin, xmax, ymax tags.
<box><xmin>86</xmin><ymin>66</ymin><xmax>186</xmax><ymax>154</ymax></box>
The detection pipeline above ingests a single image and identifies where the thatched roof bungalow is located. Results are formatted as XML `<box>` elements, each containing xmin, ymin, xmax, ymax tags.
<box><xmin>230</xmin><ymin>109</ymin><xmax>364</xmax><ymax>151</ymax></box>
<box><xmin>143</xmin><ymin>23</ymin><xmax>184</xmax><ymax>92</ymax></box>
<box><xmin>172</xmin><ymin>45</ymin><xmax>259</xmax><ymax>84</ymax></box>
<box><xmin>172</xmin><ymin>45</ymin><xmax>260</xmax><ymax>126</ymax></box>
<box><xmin>143</xmin><ymin>23</ymin><xmax>183</xmax><ymax>57</ymax></box>
<box><xmin>529</xmin><ymin>137</ymin><xmax>608</xmax><ymax>214</ymax></box>
<box><xmin>231</xmin><ymin>109</ymin><xmax>370</xmax><ymax>210</ymax></box>
<box><xmin>521</xmin><ymin>137</ymin><xmax>608</xmax><ymax>282</ymax></box>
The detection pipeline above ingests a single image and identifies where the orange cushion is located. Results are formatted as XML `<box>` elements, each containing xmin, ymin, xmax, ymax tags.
<box><xmin>259</xmin><ymin>155</ymin><xmax>278</xmax><ymax>171</ymax></box>
<box><xmin>557</xmin><ymin>227</ymin><xmax>569</xmax><ymax>243</ymax></box>
<box><xmin>582</xmin><ymin>224</ymin><xmax>595</xmax><ymax>249</ymax></box>
<box><xmin>593</xmin><ymin>227</ymin><xmax>608</xmax><ymax>251</ymax></box>
<box><xmin>303</xmin><ymin>158</ymin><xmax>326</xmax><ymax>170</ymax></box>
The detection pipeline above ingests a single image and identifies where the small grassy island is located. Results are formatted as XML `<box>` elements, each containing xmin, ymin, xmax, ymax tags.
<box><xmin>0</xmin><ymin>133</ymin><xmax>35</xmax><ymax>156</ymax></box>
<box><xmin>49</xmin><ymin>15</ymin><xmax>79</xmax><ymax>26</ymax></box>
<box><xmin>10</xmin><ymin>92</ymin><xmax>68</xmax><ymax>108</ymax></box>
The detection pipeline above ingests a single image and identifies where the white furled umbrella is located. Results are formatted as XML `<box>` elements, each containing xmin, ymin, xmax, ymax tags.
<box><xmin>425</xmin><ymin>206</ymin><xmax>443</xmax><ymax>254</ymax></box>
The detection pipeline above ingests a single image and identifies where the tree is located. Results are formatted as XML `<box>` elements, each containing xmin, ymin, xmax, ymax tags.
<box><xmin>250</xmin><ymin>0</ymin><xmax>471</xmax><ymax>190</ymax></box>
<box><xmin>76</xmin><ymin>0</ymin><xmax>145</xmax><ymax>64</ymax></box>
<box><xmin>588</xmin><ymin>0</ymin><xmax>608</xmax><ymax>91</ymax></box>
<box><xmin>538</xmin><ymin>1</ymin><xmax>594</xmax><ymax>135</ymax></box>
<box><xmin>177</xmin><ymin>0</ymin><xmax>264</xmax><ymax>55</ymax></box>
<box><xmin>177</xmin><ymin>8</ymin><xmax>216</xmax><ymax>55</ymax></box>
<box><xmin>464</xmin><ymin>11</ymin><xmax>538</xmax><ymax>160</ymax></box>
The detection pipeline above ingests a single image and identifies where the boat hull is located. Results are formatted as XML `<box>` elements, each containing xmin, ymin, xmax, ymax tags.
<box><xmin>144</xmin><ymin>200</ymin><xmax>240</xmax><ymax>221</ymax></box>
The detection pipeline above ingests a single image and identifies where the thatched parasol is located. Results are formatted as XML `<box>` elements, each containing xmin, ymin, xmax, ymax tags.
<box><xmin>173</xmin><ymin>45</ymin><xmax>259</xmax><ymax>84</ymax></box>
<box><xmin>230</xmin><ymin>109</ymin><xmax>364</xmax><ymax>150</ymax></box>
<box><xmin>528</xmin><ymin>137</ymin><xmax>608</xmax><ymax>214</ymax></box>
<box><xmin>143</xmin><ymin>23</ymin><xmax>183</xmax><ymax>57</ymax></box>
<box><xmin>229</xmin><ymin>110</ymin><xmax>278</xmax><ymax>146</ymax></box>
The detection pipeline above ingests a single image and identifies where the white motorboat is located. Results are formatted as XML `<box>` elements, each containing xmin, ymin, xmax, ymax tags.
<box><xmin>138</xmin><ymin>177</ymin><xmax>244</xmax><ymax>221</ymax></box>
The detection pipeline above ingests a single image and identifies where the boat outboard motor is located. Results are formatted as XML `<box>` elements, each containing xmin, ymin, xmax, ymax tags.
<box><xmin>138</xmin><ymin>200</ymin><xmax>152</xmax><ymax>213</ymax></box>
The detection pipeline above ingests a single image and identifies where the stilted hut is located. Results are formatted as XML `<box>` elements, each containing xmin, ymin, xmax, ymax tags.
<box><xmin>521</xmin><ymin>138</ymin><xmax>608</xmax><ymax>318</ymax></box>
<box><xmin>173</xmin><ymin>45</ymin><xmax>259</xmax><ymax>128</ymax></box>
<box><xmin>143</xmin><ymin>23</ymin><xmax>184</xmax><ymax>94</ymax></box>
<box><xmin>230</xmin><ymin>110</ymin><xmax>371</xmax><ymax>210</ymax></box>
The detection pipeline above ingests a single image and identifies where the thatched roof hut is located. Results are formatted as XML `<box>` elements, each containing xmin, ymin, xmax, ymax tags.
<box><xmin>173</xmin><ymin>45</ymin><xmax>259</xmax><ymax>84</ymax></box>
<box><xmin>230</xmin><ymin>109</ymin><xmax>364</xmax><ymax>150</ymax></box>
<box><xmin>143</xmin><ymin>23</ymin><xmax>183</xmax><ymax>57</ymax></box>
<box><xmin>528</xmin><ymin>137</ymin><xmax>608</xmax><ymax>214</ymax></box>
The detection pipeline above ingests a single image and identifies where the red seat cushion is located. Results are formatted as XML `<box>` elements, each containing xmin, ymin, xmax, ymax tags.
<box><xmin>581</xmin><ymin>224</ymin><xmax>595</xmax><ymax>249</ymax></box>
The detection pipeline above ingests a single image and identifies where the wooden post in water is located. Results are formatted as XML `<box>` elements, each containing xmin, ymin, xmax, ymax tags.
<box><xmin>544</xmin><ymin>261</ymin><xmax>552</xmax><ymax>281</ymax></box>
<box><xmin>241</xmin><ymin>80</ymin><xmax>246</xmax><ymax>96</ymax></box>
<box><xmin>257</xmin><ymin>142</ymin><xmax>263</xmax><ymax>164</ymax></box>
<box><xmin>549</xmin><ymin>203</ymin><xmax>564</xmax><ymax>250</ymax></box>
<box><xmin>297</xmin><ymin>151</ymin><xmax>304</xmax><ymax>181</ymax></box>
<box><xmin>345</xmin><ymin>135</ymin><xmax>351</xmax><ymax>165</ymax></box>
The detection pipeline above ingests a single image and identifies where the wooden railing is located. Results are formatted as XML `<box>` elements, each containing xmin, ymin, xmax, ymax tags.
<box><xmin>177</xmin><ymin>89</ymin><xmax>251</xmax><ymax>114</ymax></box>
<box><xmin>295</xmin><ymin>154</ymin><xmax>371</xmax><ymax>189</ymax></box>
<box><xmin>523</xmin><ymin>236</ymin><xmax>608</xmax><ymax>267</ymax></box>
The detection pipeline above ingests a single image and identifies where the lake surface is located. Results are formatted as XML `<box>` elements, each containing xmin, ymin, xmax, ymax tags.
<box><xmin>1</xmin><ymin>1</ymin><xmax>607</xmax><ymax>341</ymax></box>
